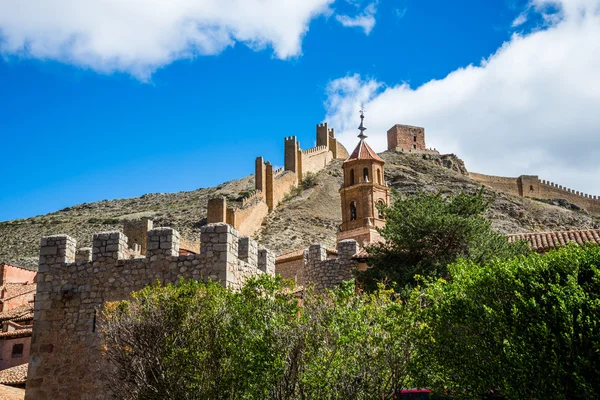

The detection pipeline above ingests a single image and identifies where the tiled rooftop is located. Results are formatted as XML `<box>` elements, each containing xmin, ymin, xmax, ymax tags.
<box><xmin>0</xmin><ymin>283</ymin><xmax>36</xmax><ymax>302</ymax></box>
<box><xmin>0</xmin><ymin>384</ymin><xmax>25</xmax><ymax>400</ymax></box>
<box><xmin>0</xmin><ymin>304</ymin><xmax>34</xmax><ymax>322</ymax></box>
<box><xmin>344</xmin><ymin>139</ymin><xmax>384</xmax><ymax>166</ymax></box>
<box><xmin>0</xmin><ymin>364</ymin><xmax>28</xmax><ymax>386</ymax></box>
<box><xmin>0</xmin><ymin>328</ymin><xmax>33</xmax><ymax>339</ymax></box>
<box><xmin>508</xmin><ymin>229</ymin><xmax>600</xmax><ymax>252</ymax></box>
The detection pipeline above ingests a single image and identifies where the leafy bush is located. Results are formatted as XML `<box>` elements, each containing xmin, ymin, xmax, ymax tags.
<box><xmin>100</xmin><ymin>277</ymin><xmax>416</xmax><ymax>400</ymax></box>
<box><xmin>410</xmin><ymin>244</ymin><xmax>600</xmax><ymax>399</ymax></box>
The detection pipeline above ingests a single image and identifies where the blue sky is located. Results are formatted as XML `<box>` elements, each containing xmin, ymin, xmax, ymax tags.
<box><xmin>1</xmin><ymin>0</ymin><xmax>599</xmax><ymax>222</ymax></box>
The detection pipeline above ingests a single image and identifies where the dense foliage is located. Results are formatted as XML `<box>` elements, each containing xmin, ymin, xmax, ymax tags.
<box><xmin>412</xmin><ymin>244</ymin><xmax>600</xmax><ymax>399</ymax></box>
<box><xmin>100</xmin><ymin>276</ymin><xmax>418</xmax><ymax>400</ymax></box>
<box><xmin>360</xmin><ymin>189</ymin><xmax>530</xmax><ymax>290</ymax></box>
<box><xmin>100</xmin><ymin>189</ymin><xmax>600</xmax><ymax>399</ymax></box>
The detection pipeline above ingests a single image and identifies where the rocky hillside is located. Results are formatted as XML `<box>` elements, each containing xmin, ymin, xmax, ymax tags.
<box><xmin>2</xmin><ymin>151</ymin><xmax>599</xmax><ymax>268</ymax></box>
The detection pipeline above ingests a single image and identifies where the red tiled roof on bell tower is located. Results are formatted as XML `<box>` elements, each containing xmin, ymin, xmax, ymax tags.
<box><xmin>344</xmin><ymin>139</ymin><xmax>384</xmax><ymax>166</ymax></box>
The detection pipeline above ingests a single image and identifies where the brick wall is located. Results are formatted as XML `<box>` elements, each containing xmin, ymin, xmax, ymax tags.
<box><xmin>25</xmin><ymin>224</ymin><xmax>274</xmax><ymax>400</ymax></box>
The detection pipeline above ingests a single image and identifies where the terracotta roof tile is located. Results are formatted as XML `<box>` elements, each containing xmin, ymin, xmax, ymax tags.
<box><xmin>0</xmin><ymin>383</ymin><xmax>25</xmax><ymax>399</ymax></box>
<box><xmin>507</xmin><ymin>229</ymin><xmax>600</xmax><ymax>252</ymax></box>
<box><xmin>0</xmin><ymin>284</ymin><xmax>36</xmax><ymax>302</ymax></box>
<box><xmin>0</xmin><ymin>329</ymin><xmax>32</xmax><ymax>339</ymax></box>
<box><xmin>0</xmin><ymin>364</ymin><xmax>28</xmax><ymax>386</ymax></box>
<box><xmin>344</xmin><ymin>140</ymin><xmax>384</xmax><ymax>166</ymax></box>
<box><xmin>0</xmin><ymin>304</ymin><xmax>34</xmax><ymax>322</ymax></box>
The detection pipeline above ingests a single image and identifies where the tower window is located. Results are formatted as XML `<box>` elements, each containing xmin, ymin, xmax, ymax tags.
<box><xmin>377</xmin><ymin>169</ymin><xmax>381</xmax><ymax>185</ymax></box>
<box><xmin>12</xmin><ymin>344</ymin><xmax>23</xmax><ymax>358</ymax></box>
<box><xmin>363</xmin><ymin>168</ymin><xmax>369</xmax><ymax>182</ymax></box>
<box><xmin>530</xmin><ymin>184</ymin><xmax>534</xmax><ymax>191</ymax></box>
<box><xmin>349</xmin><ymin>169</ymin><xmax>355</xmax><ymax>185</ymax></box>
<box><xmin>413</xmin><ymin>144</ymin><xmax>417</xmax><ymax>150</ymax></box>
<box><xmin>350</xmin><ymin>201</ymin><xmax>357</xmax><ymax>221</ymax></box>
<box><xmin>377</xmin><ymin>200</ymin><xmax>385</xmax><ymax>219</ymax></box>
<box><xmin>414</xmin><ymin>136</ymin><xmax>417</xmax><ymax>142</ymax></box>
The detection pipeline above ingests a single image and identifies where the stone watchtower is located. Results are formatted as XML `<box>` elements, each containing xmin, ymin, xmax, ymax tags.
<box><xmin>337</xmin><ymin>111</ymin><xmax>390</xmax><ymax>247</ymax></box>
<box><xmin>387</xmin><ymin>124</ymin><xmax>426</xmax><ymax>152</ymax></box>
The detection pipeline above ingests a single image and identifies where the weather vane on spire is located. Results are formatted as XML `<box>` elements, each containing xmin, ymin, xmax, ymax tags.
<box><xmin>358</xmin><ymin>103</ymin><xmax>367</xmax><ymax>140</ymax></box>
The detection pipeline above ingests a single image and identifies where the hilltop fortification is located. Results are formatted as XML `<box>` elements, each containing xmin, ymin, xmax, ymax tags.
<box><xmin>470</xmin><ymin>173</ymin><xmax>600</xmax><ymax>215</ymax></box>
<box><xmin>206</xmin><ymin>122</ymin><xmax>348</xmax><ymax>236</ymax></box>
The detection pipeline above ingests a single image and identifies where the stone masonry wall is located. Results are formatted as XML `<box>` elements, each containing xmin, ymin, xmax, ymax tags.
<box><xmin>276</xmin><ymin>256</ymin><xmax>306</xmax><ymax>286</ymax></box>
<box><xmin>470</xmin><ymin>172</ymin><xmax>600</xmax><ymax>214</ymax></box>
<box><xmin>387</xmin><ymin>124</ymin><xmax>426</xmax><ymax>152</ymax></box>
<box><xmin>469</xmin><ymin>172</ymin><xmax>521</xmax><ymax>196</ymax></box>
<box><xmin>301</xmin><ymin>146</ymin><xmax>333</xmax><ymax>175</ymax></box>
<box><xmin>25</xmin><ymin>223</ymin><xmax>274</xmax><ymax>400</ymax></box>
<box><xmin>208</xmin><ymin>121</ymin><xmax>348</xmax><ymax>238</ymax></box>
<box><xmin>305</xmin><ymin>240</ymin><xmax>359</xmax><ymax>292</ymax></box>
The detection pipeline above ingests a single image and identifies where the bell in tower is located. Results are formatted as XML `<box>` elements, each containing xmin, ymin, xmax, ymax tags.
<box><xmin>337</xmin><ymin>110</ymin><xmax>390</xmax><ymax>247</ymax></box>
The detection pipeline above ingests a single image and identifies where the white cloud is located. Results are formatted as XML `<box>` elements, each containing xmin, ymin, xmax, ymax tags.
<box><xmin>335</xmin><ymin>2</ymin><xmax>377</xmax><ymax>35</ymax></box>
<box><xmin>512</xmin><ymin>12</ymin><xmax>528</xmax><ymax>27</ymax></box>
<box><xmin>0</xmin><ymin>0</ymin><xmax>333</xmax><ymax>80</ymax></box>
<box><xmin>324</xmin><ymin>0</ymin><xmax>600</xmax><ymax>195</ymax></box>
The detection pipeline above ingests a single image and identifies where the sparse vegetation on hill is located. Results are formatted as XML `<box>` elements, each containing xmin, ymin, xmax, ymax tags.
<box><xmin>1</xmin><ymin>151</ymin><xmax>598</xmax><ymax>268</ymax></box>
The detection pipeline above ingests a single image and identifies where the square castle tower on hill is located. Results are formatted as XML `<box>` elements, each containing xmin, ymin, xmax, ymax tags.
<box><xmin>387</xmin><ymin>124</ymin><xmax>438</xmax><ymax>154</ymax></box>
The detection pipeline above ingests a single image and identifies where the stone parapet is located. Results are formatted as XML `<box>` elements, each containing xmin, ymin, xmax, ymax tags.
<box><xmin>75</xmin><ymin>247</ymin><xmax>92</xmax><ymax>262</ymax></box>
<box><xmin>26</xmin><ymin>223</ymin><xmax>273</xmax><ymax>400</ymax></box>
<box><xmin>146</xmin><ymin>227</ymin><xmax>180</xmax><ymax>259</ymax></box>
<box><xmin>92</xmin><ymin>232</ymin><xmax>128</xmax><ymax>262</ymax></box>
<box><xmin>305</xmin><ymin>241</ymin><xmax>358</xmax><ymax>293</ymax></box>
<box><xmin>39</xmin><ymin>235</ymin><xmax>76</xmax><ymax>268</ymax></box>
<box><xmin>258</xmin><ymin>247</ymin><xmax>275</xmax><ymax>275</ymax></box>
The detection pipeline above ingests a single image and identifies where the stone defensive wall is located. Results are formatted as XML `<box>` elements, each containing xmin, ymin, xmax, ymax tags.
<box><xmin>305</xmin><ymin>240</ymin><xmax>359</xmax><ymax>292</ymax></box>
<box><xmin>301</xmin><ymin>144</ymin><xmax>333</xmax><ymax>175</ymax></box>
<box><xmin>470</xmin><ymin>172</ymin><xmax>600</xmax><ymax>214</ymax></box>
<box><xmin>469</xmin><ymin>172</ymin><xmax>522</xmax><ymax>197</ymax></box>
<box><xmin>207</xmin><ymin>122</ymin><xmax>348</xmax><ymax>236</ymax></box>
<box><xmin>25</xmin><ymin>223</ymin><xmax>274</xmax><ymax>400</ymax></box>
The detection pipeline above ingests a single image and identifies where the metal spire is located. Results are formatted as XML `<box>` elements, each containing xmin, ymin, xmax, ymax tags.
<box><xmin>358</xmin><ymin>106</ymin><xmax>367</xmax><ymax>140</ymax></box>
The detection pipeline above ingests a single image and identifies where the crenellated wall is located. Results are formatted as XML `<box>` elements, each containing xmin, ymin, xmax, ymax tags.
<box><xmin>207</xmin><ymin>121</ymin><xmax>348</xmax><ymax>236</ymax></box>
<box><xmin>304</xmin><ymin>240</ymin><xmax>359</xmax><ymax>292</ymax></box>
<box><xmin>301</xmin><ymin>145</ymin><xmax>333</xmax><ymax>175</ymax></box>
<box><xmin>25</xmin><ymin>223</ymin><xmax>274</xmax><ymax>400</ymax></box>
<box><xmin>470</xmin><ymin>172</ymin><xmax>600</xmax><ymax>214</ymax></box>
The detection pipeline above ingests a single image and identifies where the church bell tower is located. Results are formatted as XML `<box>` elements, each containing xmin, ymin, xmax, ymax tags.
<box><xmin>337</xmin><ymin>110</ymin><xmax>390</xmax><ymax>247</ymax></box>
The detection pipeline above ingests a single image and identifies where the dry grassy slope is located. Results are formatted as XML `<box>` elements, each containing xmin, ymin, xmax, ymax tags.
<box><xmin>256</xmin><ymin>151</ymin><xmax>600</xmax><ymax>254</ymax></box>
<box><xmin>0</xmin><ymin>175</ymin><xmax>255</xmax><ymax>269</ymax></box>
<box><xmin>1</xmin><ymin>151</ymin><xmax>599</xmax><ymax>268</ymax></box>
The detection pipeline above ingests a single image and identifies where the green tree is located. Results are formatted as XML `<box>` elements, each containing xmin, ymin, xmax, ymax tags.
<box><xmin>410</xmin><ymin>244</ymin><xmax>600</xmax><ymax>399</ymax></box>
<box><xmin>100</xmin><ymin>277</ymin><xmax>417</xmax><ymax>400</ymax></box>
<box><xmin>360</xmin><ymin>189</ymin><xmax>529</xmax><ymax>290</ymax></box>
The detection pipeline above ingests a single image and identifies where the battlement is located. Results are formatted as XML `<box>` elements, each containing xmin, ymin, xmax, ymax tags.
<box><xmin>301</xmin><ymin>144</ymin><xmax>328</xmax><ymax>155</ymax></box>
<box><xmin>240</xmin><ymin>189</ymin><xmax>264</xmax><ymax>207</ymax></box>
<box><xmin>539</xmin><ymin>179</ymin><xmax>598</xmax><ymax>200</ymax></box>
<box><xmin>207</xmin><ymin>121</ymin><xmax>348</xmax><ymax>237</ymax></box>
<box><xmin>27</xmin><ymin>223</ymin><xmax>274</xmax><ymax>399</ymax></box>
<box><xmin>470</xmin><ymin>172</ymin><xmax>600</xmax><ymax>214</ymax></box>
<box><xmin>275</xmin><ymin>239</ymin><xmax>360</xmax><ymax>292</ymax></box>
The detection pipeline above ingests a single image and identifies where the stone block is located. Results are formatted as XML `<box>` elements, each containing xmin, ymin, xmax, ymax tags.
<box><xmin>146</xmin><ymin>227</ymin><xmax>180</xmax><ymax>258</ymax></box>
